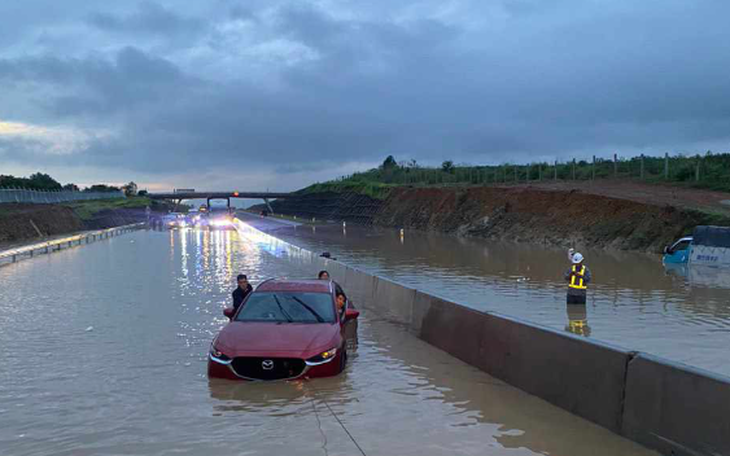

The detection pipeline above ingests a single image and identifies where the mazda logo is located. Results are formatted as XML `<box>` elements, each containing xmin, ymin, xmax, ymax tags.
<box><xmin>261</xmin><ymin>359</ymin><xmax>274</xmax><ymax>370</ymax></box>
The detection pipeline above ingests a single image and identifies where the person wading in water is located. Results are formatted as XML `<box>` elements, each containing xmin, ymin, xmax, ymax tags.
<box><xmin>564</xmin><ymin>251</ymin><xmax>591</xmax><ymax>305</ymax></box>
<box><xmin>232</xmin><ymin>274</ymin><xmax>253</xmax><ymax>310</ymax></box>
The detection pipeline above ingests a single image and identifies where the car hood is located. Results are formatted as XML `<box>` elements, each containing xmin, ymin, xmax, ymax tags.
<box><xmin>215</xmin><ymin>322</ymin><xmax>340</xmax><ymax>357</ymax></box>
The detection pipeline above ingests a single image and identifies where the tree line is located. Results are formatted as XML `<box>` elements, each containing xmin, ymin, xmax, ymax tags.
<box><xmin>0</xmin><ymin>173</ymin><xmax>141</xmax><ymax>196</ymax></box>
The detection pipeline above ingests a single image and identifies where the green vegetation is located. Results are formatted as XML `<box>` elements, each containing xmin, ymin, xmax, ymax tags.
<box><xmin>301</xmin><ymin>181</ymin><xmax>395</xmax><ymax>200</ymax></box>
<box><xmin>63</xmin><ymin>197</ymin><xmax>159</xmax><ymax>220</ymax></box>
<box><xmin>0</xmin><ymin>172</ymin><xmax>123</xmax><ymax>193</ymax></box>
<box><xmin>310</xmin><ymin>152</ymin><xmax>730</xmax><ymax>193</ymax></box>
<box><xmin>0</xmin><ymin>173</ymin><xmax>65</xmax><ymax>191</ymax></box>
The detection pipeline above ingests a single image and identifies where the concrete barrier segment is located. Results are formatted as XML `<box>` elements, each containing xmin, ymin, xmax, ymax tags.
<box><xmin>343</xmin><ymin>267</ymin><xmax>376</xmax><ymax>305</ymax></box>
<box><xmin>480</xmin><ymin>311</ymin><xmax>631</xmax><ymax>433</ymax></box>
<box><xmin>371</xmin><ymin>276</ymin><xmax>417</xmax><ymax>326</ymax></box>
<box><xmin>621</xmin><ymin>353</ymin><xmax>730</xmax><ymax>456</ymax></box>
<box><xmin>411</xmin><ymin>294</ymin><xmax>630</xmax><ymax>433</ymax></box>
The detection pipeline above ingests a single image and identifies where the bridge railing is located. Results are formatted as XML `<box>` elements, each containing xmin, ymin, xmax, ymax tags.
<box><xmin>0</xmin><ymin>188</ymin><xmax>125</xmax><ymax>204</ymax></box>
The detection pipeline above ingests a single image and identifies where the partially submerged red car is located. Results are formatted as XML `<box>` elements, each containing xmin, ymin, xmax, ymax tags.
<box><xmin>208</xmin><ymin>279</ymin><xmax>359</xmax><ymax>381</ymax></box>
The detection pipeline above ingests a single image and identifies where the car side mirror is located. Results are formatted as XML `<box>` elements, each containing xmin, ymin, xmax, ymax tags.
<box><xmin>344</xmin><ymin>309</ymin><xmax>360</xmax><ymax>321</ymax></box>
<box><xmin>223</xmin><ymin>308</ymin><xmax>235</xmax><ymax>320</ymax></box>
<box><xmin>663</xmin><ymin>246</ymin><xmax>670</xmax><ymax>254</ymax></box>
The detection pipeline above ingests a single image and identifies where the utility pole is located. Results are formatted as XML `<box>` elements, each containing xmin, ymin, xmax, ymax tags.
<box><xmin>592</xmin><ymin>155</ymin><xmax>596</xmax><ymax>180</ymax></box>
<box><xmin>572</xmin><ymin>159</ymin><xmax>576</xmax><ymax>180</ymax></box>
<box><xmin>640</xmin><ymin>154</ymin><xmax>645</xmax><ymax>179</ymax></box>
<box><xmin>664</xmin><ymin>153</ymin><xmax>669</xmax><ymax>179</ymax></box>
<box><xmin>614</xmin><ymin>153</ymin><xmax>618</xmax><ymax>178</ymax></box>
<box><xmin>696</xmin><ymin>155</ymin><xmax>701</xmax><ymax>182</ymax></box>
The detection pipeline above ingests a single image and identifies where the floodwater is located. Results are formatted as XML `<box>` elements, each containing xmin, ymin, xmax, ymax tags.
<box><xmin>271</xmin><ymin>218</ymin><xmax>730</xmax><ymax>377</ymax></box>
<box><xmin>0</xmin><ymin>228</ymin><xmax>656</xmax><ymax>455</ymax></box>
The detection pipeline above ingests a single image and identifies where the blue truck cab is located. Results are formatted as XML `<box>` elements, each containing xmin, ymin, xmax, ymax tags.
<box><xmin>663</xmin><ymin>226</ymin><xmax>730</xmax><ymax>266</ymax></box>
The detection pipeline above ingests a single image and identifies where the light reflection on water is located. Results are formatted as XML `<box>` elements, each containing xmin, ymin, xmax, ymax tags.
<box><xmin>0</xmin><ymin>228</ymin><xmax>655</xmax><ymax>456</ymax></box>
<box><xmin>273</xmin><ymin>222</ymin><xmax>730</xmax><ymax>376</ymax></box>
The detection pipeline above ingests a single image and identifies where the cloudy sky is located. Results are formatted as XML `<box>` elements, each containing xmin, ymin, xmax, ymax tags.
<box><xmin>1</xmin><ymin>0</ymin><xmax>729</xmax><ymax>191</ymax></box>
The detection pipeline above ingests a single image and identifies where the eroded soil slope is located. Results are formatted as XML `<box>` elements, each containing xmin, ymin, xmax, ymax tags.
<box><xmin>375</xmin><ymin>186</ymin><xmax>723</xmax><ymax>252</ymax></box>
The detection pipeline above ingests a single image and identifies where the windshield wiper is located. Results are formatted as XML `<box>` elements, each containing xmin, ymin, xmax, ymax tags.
<box><xmin>272</xmin><ymin>294</ymin><xmax>294</xmax><ymax>323</ymax></box>
<box><xmin>290</xmin><ymin>296</ymin><xmax>325</xmax><ymax>323</ymax></box>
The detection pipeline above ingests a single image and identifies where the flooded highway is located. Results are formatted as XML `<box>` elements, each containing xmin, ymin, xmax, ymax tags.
<box><xmin>0</xmin><ymin>227</ymin><xmax>657</xmax><ymax>455</ymax></box>
<box><xmin>271</xmin><ymin>218</ymin><xmax>730</xmax><ymax>377</ymax></box>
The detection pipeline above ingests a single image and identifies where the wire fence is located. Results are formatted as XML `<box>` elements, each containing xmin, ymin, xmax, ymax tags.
<box><xmin>336</xmin><ymin>152</ymin><xmax>730</xmax><ymax>190</ymax></box>
<box><xmin>0</xmin><ymin>188</ymin><xmax>125</xmax><ymax>204</ymax></box>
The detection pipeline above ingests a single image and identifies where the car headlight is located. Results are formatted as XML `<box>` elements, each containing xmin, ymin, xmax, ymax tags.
<box><xmin>210</xmin><ymin>345</ymin><xmax>232</xmax><ymax>364</ymax></box>
<box><xmin>306</xmin><ymin>347</ymin><xmax>338</xmax><ymax>365</ymax></box>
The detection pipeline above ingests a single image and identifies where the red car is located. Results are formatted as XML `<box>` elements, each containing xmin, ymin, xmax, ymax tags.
<box><xmin>208</xmin><ymin>279</ymin><xmax>359</xmax><ymax>381</ymax></box>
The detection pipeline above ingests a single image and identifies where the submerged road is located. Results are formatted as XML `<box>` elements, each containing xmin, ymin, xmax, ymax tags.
<box><xmin>263</xmin><ymin>214</ymin><xmax>730</xmax><ymax>377</ymax></box>
<box><xmin>0</xmin><ymin>226</ymin><xmax>656</xmax><ymax>455</ymax></box>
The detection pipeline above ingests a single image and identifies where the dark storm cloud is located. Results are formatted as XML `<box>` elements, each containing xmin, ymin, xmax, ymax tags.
<box><xmin>3</xmin><ymin>0</ymin><xmax>730</xmax><ymax>185</ymax></box>
<box><xmin>87</xmin><ymin>2</ymin><xmax>206</xmax><ymax>37</ymax></box>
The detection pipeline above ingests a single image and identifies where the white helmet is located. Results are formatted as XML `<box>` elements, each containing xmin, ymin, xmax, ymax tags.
<box><xmin>572</xmin><ymin>252</ymin><xmax>584</xmax><ymax>264</ymax></box>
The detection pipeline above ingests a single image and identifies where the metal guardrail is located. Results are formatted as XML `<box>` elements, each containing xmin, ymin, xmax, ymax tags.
<box><xmin>0</xmin><ymin>223</ymin><xmax>145</xmax><ymax>265</ymax></box>
<box><xmin>0</xmin><ymin>188</ymin><xmax>125</xmax><ymax>204</ymax></box>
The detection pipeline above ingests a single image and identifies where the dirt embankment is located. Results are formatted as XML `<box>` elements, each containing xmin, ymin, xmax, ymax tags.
<box><xmin>267</xmin><ymin>191</ymin><xmax>383</xmax><ymax>225</ymax></box>
<box><xmin>0</xmin><ymin>204</ymin><xmax>86</xmax><ymax>244</ymax></box>
<box><xmin>271</xmin><ymin>185</ymin><xmax>730</xmax><ymax>252</ymax></box>
<box><xmin>376</xmin><ymin>186</ymin><xmax>728</xmax><ymax>252</ymax></box>
<box><xmin>0</xmin><ymin>202</ymin><xmax>158</xmax><ymax>247</ymax></box>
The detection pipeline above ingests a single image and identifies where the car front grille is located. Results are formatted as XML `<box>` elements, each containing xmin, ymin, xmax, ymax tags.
<box><xmin>231</xmin><ymin>357</ymin><xmax>306</xmax><ymax>380</ymax></box>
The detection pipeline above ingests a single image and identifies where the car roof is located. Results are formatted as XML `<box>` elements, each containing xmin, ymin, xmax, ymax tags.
<box><xmin>256</xmin><ymin>279</ymin><xmax>332</xmax><ymax>293</ymax></box>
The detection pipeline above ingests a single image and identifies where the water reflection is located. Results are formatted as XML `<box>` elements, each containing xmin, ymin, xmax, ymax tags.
<box><xmin>565</xmin><ymin>305</ymin><xmax>591</xmax><ymax>337</ymax></box>
<box><xmin>0</xmin><ymin>227</ymin><xmax>658</xmax><ymax>456</ymax></box>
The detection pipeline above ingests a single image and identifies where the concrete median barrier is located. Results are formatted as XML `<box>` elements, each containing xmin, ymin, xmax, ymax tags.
<box><xmin>343</xmin><ymin>267</ymin><xmax>376</xmax><ymax>304</ymax></box>
<box><xmin>412</xmin><ymin>292</ymin><xmax>490</xmax><ymax>369</ymax></box>
<box><xmin>622</xmin><ymin>353</ymin><xmax>730</xmax><ymax>456</ymax></box>
<box><xmin>371</xmin><ymin>276</ymin><xmax>417</xmax><ymax>325</ymax></box>
<box><xmin>412</xmin><ymin>291</ymin><xmax>630</xmax><ymax>433</ymax></box>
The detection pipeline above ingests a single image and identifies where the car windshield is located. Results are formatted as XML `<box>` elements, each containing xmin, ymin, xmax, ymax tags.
<box><xmin>235</xmin><ymin>292</ymin><xmax>335</xmax><ymax>323</ymax></box>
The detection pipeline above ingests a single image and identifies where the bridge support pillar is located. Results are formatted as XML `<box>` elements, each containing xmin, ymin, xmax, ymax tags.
<box><xmin>263</xmin><ymin>198</ymin><xmax>274</xmax><ymax>215</ymax></box>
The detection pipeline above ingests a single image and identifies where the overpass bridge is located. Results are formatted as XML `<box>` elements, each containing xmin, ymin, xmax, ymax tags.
<box><xmin>147</xmin><ymin>191</ymin><xmax>294</xmax><ymax>213</ymax></box>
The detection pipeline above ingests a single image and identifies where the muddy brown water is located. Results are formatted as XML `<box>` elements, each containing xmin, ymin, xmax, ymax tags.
<box><xmin>266</xmin><ymin>216</ymin><xmax>730</xmax><ymax>378</ymax></box>
<box><xmin>0</xmin><ymin>228</ymin><xmax>656</xmax><ymax>455</ymax></box>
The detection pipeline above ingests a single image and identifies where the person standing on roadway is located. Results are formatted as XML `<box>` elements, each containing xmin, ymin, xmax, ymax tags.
<box><xmin>564</xmin><ymin>252</ymin><xmax>591</xmax><ymax>305</ymax></box>
<box><xmin>232</xmin><ymin>274</ymin><xmax>253</xmax><ymax>310</ymax></box>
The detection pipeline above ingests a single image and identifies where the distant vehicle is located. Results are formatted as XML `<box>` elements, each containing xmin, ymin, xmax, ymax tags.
<box><xmin>205</xmin><ymin>205</ymin><xmax>236</xmax><ymax>229</ymax></box>
<box><xmin>174</xmin><ymin>188</ymin><xmax>195</xmax><ymax>193</ymax></box>
<box><xmin>163</xmin><ymin>212</ymin><xmax>190</xmax><ymax>229</ymax></box>
<box><xmin>208</xmin><ymin>279</ymin><xmax>359</xmax><ymax>381</ymax></box>
<box><xmin>663</xmin><ymin>225</ymin><xmax>730</xmax><ymax>266</ymax></box>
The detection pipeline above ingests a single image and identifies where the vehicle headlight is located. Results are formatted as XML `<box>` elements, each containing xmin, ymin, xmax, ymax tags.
<box><xmin>210</xmin><ymin>345</ymin><xmax>232</xmax><ymax>363</ymax></box>
<box><xmin>306</xmin><ymin>347</ymin><xmax>338</xmax><ymax>365</ymax></box>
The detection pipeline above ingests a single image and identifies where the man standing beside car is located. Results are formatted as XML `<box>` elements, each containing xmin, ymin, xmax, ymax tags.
<box><xmin>232</xmin><ymin>274</ymin><xmax>253</xmax><ymax>310</ymax></box>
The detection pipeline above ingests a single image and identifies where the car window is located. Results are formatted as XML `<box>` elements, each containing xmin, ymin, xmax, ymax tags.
<box><xmin>235</xmin><ymin>292</ymin><xmax>336</xmax><ymax>323</ymax></box>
